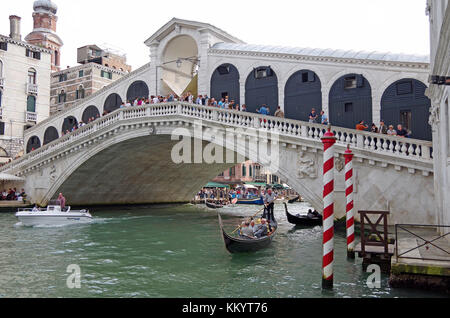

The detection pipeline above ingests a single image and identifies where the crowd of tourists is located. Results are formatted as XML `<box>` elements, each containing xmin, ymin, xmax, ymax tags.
<box><xmin>0</xmin><ymin>188</ymin><xmax>26</xmax><ymax>202</ymax></box>
<box><xmin>306</xmin><ymin>107</ymin><xmax>412</xmax><ymax>138</ymax></box>
<box><xmin>356</xmin><ymin>120</ymin><xmax>412</xmax><ymax>138</ymax></box>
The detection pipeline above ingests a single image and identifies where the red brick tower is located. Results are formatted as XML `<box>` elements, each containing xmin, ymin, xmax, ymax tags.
<box><xmin>25</xmin><ymin>0</ymin><xmax>63</xmax><ymax>71</ymax></box>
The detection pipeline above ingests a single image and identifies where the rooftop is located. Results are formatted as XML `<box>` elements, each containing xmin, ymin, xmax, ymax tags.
<box><xmin>211</xmin><ymin>42</ymin><xmax>430</xmax><ymax>64</ymax></box>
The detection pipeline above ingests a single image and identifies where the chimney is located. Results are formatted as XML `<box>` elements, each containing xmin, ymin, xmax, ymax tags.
<box><xmin>9</xmin><ymin>15</ymin><xmax>21</xmax><ymax>41</ymax></box>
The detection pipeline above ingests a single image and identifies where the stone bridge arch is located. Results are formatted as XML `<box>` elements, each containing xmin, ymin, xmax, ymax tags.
<box><xmin>34</xmin><ymin>123</ymin><xmax>324</xmax><ymax>210</ymax></box>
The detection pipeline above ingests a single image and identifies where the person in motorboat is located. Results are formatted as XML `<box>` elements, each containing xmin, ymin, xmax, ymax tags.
<box><xmin>57</xmin><ymin>193</ymin><xmax>66</xmax><ymax>211</ymax></box>
<box><xmin>32</xmin><ymin>205</ymin><xmax>39</xmax><ymax>212</ymax></box>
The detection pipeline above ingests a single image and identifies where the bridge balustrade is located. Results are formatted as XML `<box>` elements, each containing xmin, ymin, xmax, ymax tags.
<box><xmin>0</xmin><ymin>102</ymin><xmax>434</xmax><ymax>174</ymax></box>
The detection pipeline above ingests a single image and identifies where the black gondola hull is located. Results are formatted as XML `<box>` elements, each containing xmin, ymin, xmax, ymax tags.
<box><xmin>218</xmin><ymin>214</ymin><xmax>276</xmax><ymax>253</ymax></box>
<box><xmin>206</xmin><ymin>201</ymin><xmax>223</xmax><ymax>209</ymax></box>
<box><xmin>284</xmin><ymin>203</ymin><xmax>322</xmax><ymax>226</ymax></box>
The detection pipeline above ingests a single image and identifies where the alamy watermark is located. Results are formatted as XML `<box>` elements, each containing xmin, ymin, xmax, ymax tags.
<box><xmin>169</xmin><ymin>119</ymin><xmax>281</xmax><ymax>172</ymax></box>
<box><xmin>366</xmin><ymin>264</ymin><xmax>381</xmax><ymax>289</ymax></box>
<box><xmin>66</xmin><ymin>264</ymin><xmax>81</xmax><ymax>289</ymax></box>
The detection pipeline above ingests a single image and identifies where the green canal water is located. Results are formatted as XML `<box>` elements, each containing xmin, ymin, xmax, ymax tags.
<box><xmin>0</xmin><ymin>203</ymin><xmax>445</xmax><ymax>298</ymax></box>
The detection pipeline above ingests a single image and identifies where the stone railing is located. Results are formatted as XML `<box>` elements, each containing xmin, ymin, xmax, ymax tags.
<box><xmin>23</xmin><ymin>62</ymin><xmax>152</xmax><ymax>137</ymax></box>
<box><xmin>26</xmin><ymin>112</ymin><xmax>37</xmax><ymax>122</ymax></box>
<box><xmin>1</xmin><ymin>102</ymin><xmax>434</xmax><ymax>174</ymax></box>
<box><xmin>26</xmin><ymin>83</ymin><xmax>38</xmax><ymax>95</ymax></box>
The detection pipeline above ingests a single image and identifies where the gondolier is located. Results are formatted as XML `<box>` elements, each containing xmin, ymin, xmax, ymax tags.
<box><xmin>263</xmin><ymin>188</ymin><xmax>276</xmax><ymax>222</ymax></box>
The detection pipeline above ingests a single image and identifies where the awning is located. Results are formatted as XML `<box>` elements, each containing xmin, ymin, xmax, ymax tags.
<box><xmin>271</xmin><ymin>183</ymin><xmax>285</xmax><ymax>189</ymax></box>
<box><xmin>283</xmin><ymin>183</ymin><xmax>292</xmax><ymax>190</ymax></box>
<box><xmin>0</xmin><ymin>173</ymin><xmax>25</xmax><ymax>182</ymax></box>
<box><xmin>204</xmin><ymin>182</ymin><xmax>230</xmax><ymax>189</ymax></box>
<box><xmin>243</xmin><ymin>184</ymin><xmax>258</xmax><ymax>189</ymax></box>
<box><xmin>244</xmin><ymin>182</ymin><xmax>268</xmax><ymax>188</ymax></box>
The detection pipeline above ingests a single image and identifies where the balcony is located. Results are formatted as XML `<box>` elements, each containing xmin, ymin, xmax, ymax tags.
<box><xmin>26</xmin><ymin>83</ymin><xmax>38</xmax><ymax>95</ymax></box>
<box><xmin>26</xmin><ymin>112</ymin><xmax>37</xmax><ymax>123</ymax></box>
<box><xmin>0</xmin><ymin>77</ymin><xmax>4</xmax><ymax>88</ymax></box>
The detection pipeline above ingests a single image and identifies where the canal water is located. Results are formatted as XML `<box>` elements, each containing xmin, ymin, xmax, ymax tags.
<box><xmin>0</xmin><ymin>203</ymin><xmax>445</xmax><ymax>298</ymax></box>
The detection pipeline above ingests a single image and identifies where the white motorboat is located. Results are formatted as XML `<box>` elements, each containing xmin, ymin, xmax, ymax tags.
<box><xmin>16</xmin><ymin>200</ymin><xmax>93</xmax><ymax>226</ymax></box>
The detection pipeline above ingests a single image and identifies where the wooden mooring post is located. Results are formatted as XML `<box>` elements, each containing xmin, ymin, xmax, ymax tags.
<box><xmin>355</xmin><ymin>211</ymin><xmax>395</xmax><ymax>273</ymax></box>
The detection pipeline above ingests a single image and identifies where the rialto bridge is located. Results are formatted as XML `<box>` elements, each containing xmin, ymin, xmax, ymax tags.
<box><xmin>0</xmin><ymin>18</ymin><xmax>437</xmax><ymax>224</ymax></box>
<box><xmin>1</xmin><ymin>101</ymin><xmax>435</xmax><ymax>225</ymax></box>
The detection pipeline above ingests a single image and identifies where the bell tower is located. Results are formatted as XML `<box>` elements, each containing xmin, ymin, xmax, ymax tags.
<box><xmin>25</xmin><ymin>0</ymin><xmax>63</xmax><ymax>72</ymax></box>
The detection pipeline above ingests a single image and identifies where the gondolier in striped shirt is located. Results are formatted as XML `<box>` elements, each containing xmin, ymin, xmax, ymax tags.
<box><xmin>263</xmin><ymin>188</ymin><xmax>277</xmax><ymax>222</ymax></box>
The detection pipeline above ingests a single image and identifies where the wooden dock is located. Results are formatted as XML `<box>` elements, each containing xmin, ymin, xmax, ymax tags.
<box><xmin>356</xmin><ymin>210</ymin><xmax>394</xmax><ymax>273</ymax></box>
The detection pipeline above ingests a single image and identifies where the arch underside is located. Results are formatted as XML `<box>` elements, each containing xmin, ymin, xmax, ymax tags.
<box><xmin>55</xmin><ymin>135</ymin><xmax>235</xmax><ymax>206</ymax></box>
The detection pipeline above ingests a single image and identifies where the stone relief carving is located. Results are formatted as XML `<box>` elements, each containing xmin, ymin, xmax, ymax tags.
<box><xmin>429</xmin><ymin>104</ymin><xmax>440</xmax><ymax>126</ymax></box>
<box><xmin>297</xmin><ymin>151</ymin><xmax>318</xmax><ymax>179</ymax></box>
<box><xmin>49</xmin><ymin>165</ymin><xmax>57</xmax><ymax>182</ymax></box>
<box><xmin>335</xmin><ymin>157</ymin><xmax>345</xmax><ymax>172</ymax></box>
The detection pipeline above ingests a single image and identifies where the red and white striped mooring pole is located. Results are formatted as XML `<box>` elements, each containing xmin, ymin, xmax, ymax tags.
<box><xmin>321</xmin><ymin>127</ymin><xmax>336</xmax><ymax>289</ymax></box>
<box><xmin>344</xmin><ymin>145</ymin><xmax>355</xmax><ymax>259</ymax></box>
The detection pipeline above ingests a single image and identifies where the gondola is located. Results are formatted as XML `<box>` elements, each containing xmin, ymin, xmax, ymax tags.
<box><xmin>284</xmin><ymin>203</ymin><xmax>322</xmax><ymax>226</ymax></box>
<box><xmin>218</xmin><ymin>214</ymin><xmax>277</xmax><ymax>254</ymax></box>
<box><xmin>287</xmin><ymin>195</ymin><xmax>300</xmax><ymax>204</ymax></box>
<box><xmin>236</xmin><ymin>197</ymin><xmax>264</xmax><ymax>205</ymax></box>
<box><xmin>205</xmin><ymin>200</ymin><xmax>223</xmax><ymax>209</ymax></box>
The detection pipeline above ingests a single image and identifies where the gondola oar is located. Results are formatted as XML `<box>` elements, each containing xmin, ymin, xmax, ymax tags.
<box><xmin>231</xmin><ymin>205</ymin><xmax>266</xmax><ymax>235</ymax></box>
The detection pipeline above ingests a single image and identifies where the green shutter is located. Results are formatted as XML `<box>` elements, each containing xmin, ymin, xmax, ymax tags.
<box><xmin>27</xmin><ymin>96</ymin><xmax>36</xmax><ymax>112</ymax></box>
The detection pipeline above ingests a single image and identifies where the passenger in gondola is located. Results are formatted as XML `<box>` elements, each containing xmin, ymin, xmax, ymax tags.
<box><xmin>253</xmin><ymin>219</ymin><xmax>269</xmax><ymax>238</ymax></box>
<box><xmin>307</xmin><ymin>209</ymin><xmax>320</xmax><ymax>219</ymax></box>
<box><xmin>239</xmin><ymin>221</ymin><xmax>254</xmax><ymax>239</ymax></box>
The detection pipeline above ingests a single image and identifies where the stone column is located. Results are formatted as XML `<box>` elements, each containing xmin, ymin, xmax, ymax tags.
<box><xmin>198</xmin><ymin>29</ymin><xmax>211</xmax><ymax>98</ymax></box>
<box><xmin>148</xmin><ymin>42</ymin><xmax>160</xmax><ymax>96</ymax></box>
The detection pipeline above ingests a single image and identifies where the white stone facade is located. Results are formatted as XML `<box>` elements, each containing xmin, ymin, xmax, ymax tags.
<box><xmin>426</xmin><ymin>0</ymin><xmax>450</xmax><ymax>231</ymax></box>
<box><xmin>21</xmin><ymin>18</ymin><xmax>432</xmax><ymax>149</ymax></box>
<box><xmin>0</xmin><ymin>34</ymin><xmax>51</xmax><ymax>160</ymax></box>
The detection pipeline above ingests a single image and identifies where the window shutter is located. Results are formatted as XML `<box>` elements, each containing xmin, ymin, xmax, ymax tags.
<box><xmin>308</xmin><ymin>71</ymin><xmax>315</xmax><ymax>82</ymax></box>
<box><xmin>27</xmin><ymin>96</ymin><xmax>36</xmax><ymax>112</ymax></box>
<box><xmin>0</xmin><ymin>42</ymin><xmax>7</xmax><ymax>51</ymax></box>
<box><xmin>356</xmin><ymin>75</ymin><xmax>364</xmax><ymax>88</ymax></box>
<box><xmin>0</xmin><ymin>122</ymin><xmax>4</xmax><ymax>135</ymax></box>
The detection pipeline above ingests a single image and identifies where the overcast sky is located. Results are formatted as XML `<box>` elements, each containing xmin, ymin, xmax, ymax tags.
<box><xmin>0</xmin><ymin>0</ymin><xmax>430</xmax><ymax>70</ymax></box>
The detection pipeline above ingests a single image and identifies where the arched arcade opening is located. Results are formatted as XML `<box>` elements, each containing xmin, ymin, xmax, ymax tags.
<box><xmin>329</xmin><ymin>74</ymin><xmax>372</xmax><ymax>129</ymax></box>
<box><xmin>245</xmin><ymin>66</ymin><xmax>278</xmax><ymax>115</ymax></box>
<box><xmin>43</xmin><ymin>126</ymin><xmax>59</xmax><ymax>145</ymax></box>
<box><xmin>381</xmin><ymin>79</ymin><xmax>431</xmax><ymax>141</ymax></box>
<box><xmin>26</xmin><ymin>136</ymin><xmax>41</xmax><ymax>153</ymax></box>
<box><xmin>284</xmin><ymin>70</ymin><xmax>322</xmax><ymax>121</ymax></box>
<box><xmin>62</xmin><ymin>116</ymin><xmax>78</xmax><ymax>133</ymax></box>
<box><xmin>104</xmin><ymin>93</ymin><xmax>122</xmax><ymax>113</ymax></box>
<box><xmin>82</xmin><ymin>106</ymin><xmax>101</xmax><ymax>123</ymax></box>
<box><xmin>127</xmin><ymin>81</ymin><xmax>149</xmax><ymax>102</ymax></box>
<box><xmin>210</xmin><ymin>63</ymin><xmax>240</xmax><ymax>105</ymax></box>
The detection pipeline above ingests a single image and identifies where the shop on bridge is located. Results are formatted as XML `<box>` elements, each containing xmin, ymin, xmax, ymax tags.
<box><xmin>381</xmin><ymin>78</ymin><xmax>432</xmax><ymax>141</ymax></box>
<box><xmin>329</xmin><ymin>74</ymin><xmax>373</xmax><ymax>130</ymax></box>
<box><xmin>284</xmin><ymin>70</ymin><xmax>322</xmax><ymax>121</ymax></box>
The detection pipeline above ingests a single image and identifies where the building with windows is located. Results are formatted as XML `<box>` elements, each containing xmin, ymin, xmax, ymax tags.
<box><xmin>50</xmin><ymin>55</ymin><xmax>130</xmax><ymax>114</ymax></box>
<box><xmin>24</xmin><ymin>0</ymin><xmax>63</xmax><ymax>72</ymax></box>
<box><xmin>425</xmin><ymin>0</ymin><xmax>449</xmax><ymax>232</ymax></box>
<box><xmin>212</xmin><ymin>161</ymin><xmax>282</xmax><ymax>186</ymax></box>
<box><xmin>0</xmin><ymin>15</ymin><xmax>52</xmax><ymax>161</ymax></box>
